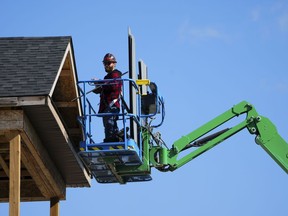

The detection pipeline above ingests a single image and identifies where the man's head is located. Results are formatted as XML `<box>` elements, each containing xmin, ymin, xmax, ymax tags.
<box><xmin>103</xmin><ymin>53</ymin><xmax>117</xmax><ymax>72</ymax></box>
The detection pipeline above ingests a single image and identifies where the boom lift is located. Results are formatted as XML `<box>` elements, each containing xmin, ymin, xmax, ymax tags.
<box><xmin>77</xmin><ymin>30</ymin><xmax>288</xmax><ymax>184</ymax></box>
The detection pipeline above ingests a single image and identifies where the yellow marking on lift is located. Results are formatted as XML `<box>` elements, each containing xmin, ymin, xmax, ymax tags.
<box><xmin>92</xmin><ymin>147</ymin><xmax>102</xmax><ymax>150</ymax></box>
<box><xmin>136</xmin><ymin>79</ymin><xmax>150</xmax><ymax>86</ymax></box>
<box><xmin>109</xmin><ymin>145</ymin><xmax>124</xmax><ymax>150</ymax></box>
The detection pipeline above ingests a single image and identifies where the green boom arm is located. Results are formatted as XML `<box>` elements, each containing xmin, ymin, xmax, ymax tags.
<box><xmin>149</xmin><ymin>101</ymin><xmax>288</xmax><ymax>173</ymax></box>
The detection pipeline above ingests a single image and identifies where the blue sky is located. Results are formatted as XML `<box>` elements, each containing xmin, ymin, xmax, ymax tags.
<box><xmin>1</xmin><ymin>1</ymin><xmax>288</xmax><ymax>215</ymax></box>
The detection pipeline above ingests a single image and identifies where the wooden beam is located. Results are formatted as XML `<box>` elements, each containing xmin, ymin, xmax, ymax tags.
<box><xmin>20</xmin><ymin>143</ymin><xmax>53</xmax><ymax>198</ymax></box>
<box><xmin>0</xmin><ymin>96</ymin><xmax>46</xmax><ymax>107</ymax></box>
<box><xmin>0</xmin><ymin>154</ymin><xmax>9</xmax><ymax>177</ymax></box>
<box><xmin>0</xmin><ymin>110</ymin><xmax>23</xmax><ymax>130</ymax></box>
<box><xmin>9</xmin><ymin>132</ymin><xmax>21</xmax><ymax>216</ymax></box>
<box><xmin>0</xmin><ymin>132</ymin><xmax>11</xmax><ymax>143</ymax></box>
<box><xmin>0</xmin><ymin>143</ymin><xmax>10</xmax><ymax>152</ymax></box>
<box><xmin>21</xmin><ymin>114</ymin><xmax>66</xmax><ymax>199</ymax></box>
<box><xmin>0</xmin><ymin>180</ymin><xmax>45</xmax><ymax>202</ymax></box>
<box><xmin>0</xmin><ymin>110</ymin><xmax>66</xmax><ymax>200</ymax></box>
<box><xmin>50</xmin><ymin>197</ymin><xmax>60</xmax><ymax>216</ymax></box>
<box><xmin>0</xmin><ymin>169</ymin><xmax>30</xmax><ymax>178</ymax></box>
<box><xmin>17</xmin><ymin>96</ymin><xmax>46</xmax><ymax>106</ymax></box>
<box><xmin>0</xmin><ymin>97</ymin><xmax>18</xmax><ymax>107</ymax></box>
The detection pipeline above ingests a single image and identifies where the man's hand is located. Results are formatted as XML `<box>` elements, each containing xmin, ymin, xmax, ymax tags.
<box><xmin>93</xmin><ymin>86</ymin><xmax>102</xmax><ymax>94</ymax></box>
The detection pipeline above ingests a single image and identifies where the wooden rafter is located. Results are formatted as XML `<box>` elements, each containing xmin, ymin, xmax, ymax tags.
<box><xmin>21</xmin><ymin>114</ymin><xmax>66</xmax><ymax>199</ymax></box>
<box><xmin>0</xmin><ymin>110</ymin><xmax>66</xmax><ymax>202</ymax></box>
<box><xmin>0</xmin><ymin>154</ymin><xmax>9</xmax><ymax>177</ymax></box>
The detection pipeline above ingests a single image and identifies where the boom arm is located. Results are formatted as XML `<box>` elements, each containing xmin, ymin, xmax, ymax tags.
<box><xmin>149</xmin><ymin>101</ymin><xmax>288</xmax><ymax>173</ymax></box>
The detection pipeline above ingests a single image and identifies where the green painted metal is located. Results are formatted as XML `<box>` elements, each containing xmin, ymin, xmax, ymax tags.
<box><xmin>109</xmin><ymin>100</ymin><xmax>288</xmax><ymax>183</ymax></box>
<box><xmin>82</xmin><ymin>97</ymin><xmax>288</xmax><ymax>184</ymax></box>
<box><xmin>253</xmin><ymin>116</ymin><xmax>288</xmax><ymax>173</ymax></box>
<box><xmin>148</xmin><ymin>101</ymin><xmax>288</xmax><ymax>174</ymax></box>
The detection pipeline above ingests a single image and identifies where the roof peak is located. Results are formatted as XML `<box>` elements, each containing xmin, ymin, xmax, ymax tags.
<box><xmin>0</xmin><ymin>36</ymin><xmax>71</xmax><ymax>39</ymax></box>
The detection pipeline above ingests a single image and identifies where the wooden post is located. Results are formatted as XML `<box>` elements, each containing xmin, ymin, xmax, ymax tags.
<box><xmin>9</xmin><ymin>133</ymin><xmax>21</xmax><ymax>216</ymax></box>
<box><xmin>50</xmin><ymin>197</ymin><xmax>60</xmax><ymax>216</ymax></box>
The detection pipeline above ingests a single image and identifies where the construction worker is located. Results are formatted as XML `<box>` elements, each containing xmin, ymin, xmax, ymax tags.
<box><xmin>93</xmin><ymin>53</ymin><xmax>123</xmax><ymax>142</ymax></box>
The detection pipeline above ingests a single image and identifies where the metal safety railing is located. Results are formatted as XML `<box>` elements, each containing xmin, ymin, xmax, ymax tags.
<box><xmin>77</xmin><ymin>78</ymin><xmax>144</xmax><ymax>155</ymax></box>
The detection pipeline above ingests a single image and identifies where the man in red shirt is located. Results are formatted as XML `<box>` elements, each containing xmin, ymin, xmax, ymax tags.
<box><xmin>94</xmin><ymin>53</ymin><xmax>123</xmax><ymax>142</ymax></box>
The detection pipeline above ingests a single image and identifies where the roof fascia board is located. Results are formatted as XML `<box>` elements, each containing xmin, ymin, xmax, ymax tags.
<box><xmin>66</xmin><ymin>43</ymin><xmax>83</xmax><ymax>116</ymax></box>
<box><xmin>49</xmin><ymin>42</ymin><xmax>71</xmax><ymax>98</ymax></box>
<box><xmin>46</xmin><ymin>96</ymin><xmax>91</xmax><ymax>186</ymax></box>
<box><xmin>0</xmin><ymin>96</ymin><xmax>46</xmax><ymax>107</ymax></box>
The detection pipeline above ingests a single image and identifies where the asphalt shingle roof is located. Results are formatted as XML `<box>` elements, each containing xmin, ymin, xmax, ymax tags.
<box><xmin>0</xmin><ymin>36</ymin><xmax>71</xmax><ymax>97</ymax></box>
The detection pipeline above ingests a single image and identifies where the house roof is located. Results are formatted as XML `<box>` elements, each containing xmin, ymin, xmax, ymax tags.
<box><xmin>0</xmin><ymin>36</ymin><xmax>71</xmax><ymax>97</ymax></box>
<box><xmin>0</xmin><ymin>36</ymin><xmax>91</xmax><ymax>195</ymax></box>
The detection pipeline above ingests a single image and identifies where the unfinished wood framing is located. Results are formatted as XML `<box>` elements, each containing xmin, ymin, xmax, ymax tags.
<box><xmin>0</xmin><ymin>37</ymin><xmax>91</xmax><ymax>216</ymax></box>
<box><xmin>0</xmin><ymin>96</ymin><xmax>46</xmax><ymax>108</ymax></box>
<box><xmin>0</xmin><ymin>154</ymin><xmax>9</xmax><ymax>177</ymax></box>
<box><xmin>50</xmin><ymin>197</ymin><xmax>60</xmax><ymax>216</ymax></box>
<box><xmin>9</xmin><ymin>132</ymin><xmax>21</xmax><ymax>216</ymax></box>
<box><xmin>0</xmin><ymin>110</ymin><xmax>66</xmax><ymax>202</ymax></box>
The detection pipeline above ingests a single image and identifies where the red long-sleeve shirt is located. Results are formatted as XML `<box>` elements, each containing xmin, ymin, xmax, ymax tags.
<box><xmin>98</xmin><ymin>69</ymin><xmax>122</xmax><ymax>113</ymax></box>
